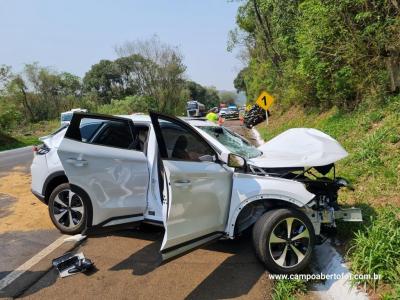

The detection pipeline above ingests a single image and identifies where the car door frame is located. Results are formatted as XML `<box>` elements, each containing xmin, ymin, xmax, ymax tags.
<box><xmin>59</xmin><ymin>112</ymin><xmax>149</xmax><ymax>235</ymax></box>
<box><xmin>149</xmin><ymin>111</ymin><xmax>232</xmax><ymax>261</ymax></box>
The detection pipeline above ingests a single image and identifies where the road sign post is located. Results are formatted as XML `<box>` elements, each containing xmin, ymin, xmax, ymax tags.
<box><xmin>255</xmin><ymin>91</ymin><xmax>274</xmax><ymax>127</ymax></box>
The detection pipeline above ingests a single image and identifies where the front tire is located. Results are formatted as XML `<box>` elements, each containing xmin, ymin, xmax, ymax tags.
<box><xmin>252</xmin><ymin>208</ymin><xmax>315</xmax><ymax>274</ymax></box>
<box><xmin>48</xmin><ymin>183</ymin><xmax>87</xmax><ymax>234</ymax></box>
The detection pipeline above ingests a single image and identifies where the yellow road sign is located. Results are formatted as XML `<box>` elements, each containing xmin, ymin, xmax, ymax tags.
<box><xmin>246</xmin><ymin>104</ymin><xmax>252</xmax><ymax>111</ymax></box>
<box><xmin>256</xmin><ymin>91</ymin><xmax>274</xmax><ymax>111</ymax></box>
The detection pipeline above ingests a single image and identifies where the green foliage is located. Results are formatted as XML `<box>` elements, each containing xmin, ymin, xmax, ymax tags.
<box><xmin>347</xmin><ymin>207</ymin><xmax>400</xmax><ymax>289</ymax></box>
<box><xmin>233</xmin><ymin>68</ymin><xmax>248</xmax><ymax>94</ymax></box>
<box><xmin>185</xmin><ymin>81</ymin><xmax>221</xmax><ymax>108</ymax></box>
<box><xmin>96</xmin><ymin>95</ymin><xmax>154</xmax><ymax>115</ymax></box>
<box><xmin>272</xmin><ymin>279</ymin><xmax>307</xmax><ymax>300</ymax></box>
<box><xmin>256</xmin><ymin>98</ymin><xmax>400</xmax><ymax>294</ymax></box>
<box><xmin>231</xmin><ymin>0</ymin><xmax>400</xmax><ymax>110</ymax></box>
<box><xmin>0</xmin><ymin>99</ymin><xmax>22</xmax><ymax>131</ymax></box>
<box><xmin>0</xmin><ymin>37</ymin><xmax>217</xmax><ymax>139</ymax></box>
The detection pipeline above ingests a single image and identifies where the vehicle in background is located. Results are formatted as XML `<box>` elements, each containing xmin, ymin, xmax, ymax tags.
<box><xmin>244</xmin><ymin>105</ymin><xmax>267</xmax><ymax>128</ymax></box>
<box><xmin>186</xmin><ymin>100</ymin><xmax>206</xmax><ymax>117</ymax></box>
<box><xmin>61</xmin><ymin>108</ymin><xmax>87</xmax><ymax>126</ymax></box>
<box><xmin>218</xmin><ymin>107</ymin><xmax>229</xmax><ymax>118</ymax></box>
<box><xmin>219</xmin><ymin>106</ymin><xmax>239</xmax><ymax>119</ymax></box>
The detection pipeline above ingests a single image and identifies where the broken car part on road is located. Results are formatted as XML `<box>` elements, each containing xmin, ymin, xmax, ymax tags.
<box><xmin>52</xmin><ymin>252</ymin><xmax>93</xmax><ymax>277</ymax></box>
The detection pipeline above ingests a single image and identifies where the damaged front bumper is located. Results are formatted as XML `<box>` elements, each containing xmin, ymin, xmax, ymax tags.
<box><xmin>303</xmin><ymin>207</ymin><xmax>363</xmax><ymax>235</ymax></box>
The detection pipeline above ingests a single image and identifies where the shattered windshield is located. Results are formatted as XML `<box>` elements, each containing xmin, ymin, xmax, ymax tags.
<box><xmin>198</xmin><ymin>126</ymin><xmax>262</xmax><ymax>159</ymax></box>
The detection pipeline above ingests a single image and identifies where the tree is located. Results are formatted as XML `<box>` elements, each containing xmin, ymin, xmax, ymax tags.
<box><xmin>0</xmin><ymin>65</ymin><xmax>12</xmax><ymax>93</ymax></box>
<box><xmin>233</xmin><ymin>68</ymin><xmax>248</xmax><ymax>94</ymax></box>
<box><xmin>229</xmin><ymin>0</ymin><xmax>400</xmax><ymax>110</ymax></box>
<box><xmin>5</xmin><ymin>63</ymin><xmax>83</xmax><ymax>122</ymax></box>
<box><xmin>83</xmin><ymin>60</ymin><xmax>122</xmax><ymax>103</ymax></box>
<box><xmin>115</xmin><ymin>36</ymin><xmax>187</xmax><ymax>114</ymax></box>
<box><xmin>8</xmin><ymin>75</ymin><xmax>35</xmax><ymax>121</ymax></box>
<box><xmin>219</xmin><ymin>91</ymin><xmax>237</xmax><ymax>105</ymax></box>
<box><xmin>185</xmin><ymin>81</ymin><xmax>221</xmax><ymax>108</ymax></box>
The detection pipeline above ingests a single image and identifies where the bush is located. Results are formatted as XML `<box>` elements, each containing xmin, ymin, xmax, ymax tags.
<box><xmin>0</xmin><ymin>100</ymin><xmax>23</xmax><ymax>131</ymax></box>
<box><xmin>96</xmin><ymin>95</ymin><xmax>155</xmax><ymax>115</ymax></box>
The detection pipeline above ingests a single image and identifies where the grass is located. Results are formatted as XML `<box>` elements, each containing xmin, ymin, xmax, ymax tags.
<box><xmin>272</xmin><ymin>279</ymin><xmax>307</xmax><ymax>300</ymax></box>
<box><xmin>257</xmin><ymin>97</ymin><xmax>400</xmax><ymax>298</ymax></box>
<box><xmin>347</xmin><ymin>207</ymin><xmax>400</xmax><ymax>290</ymax></box>
<box><xmin>0</xmin><ymin>119</ymin><xmax>59</xmax><ymax>151</ymax></box>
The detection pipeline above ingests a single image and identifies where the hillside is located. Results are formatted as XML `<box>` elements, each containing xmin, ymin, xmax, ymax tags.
<box><xmin>256</xmin><ymin>99</ymin><xmax>400</xmax><ymax>298</ymax></box>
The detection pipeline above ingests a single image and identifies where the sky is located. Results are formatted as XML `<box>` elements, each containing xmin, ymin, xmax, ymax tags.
<box><xmin>0</xmin><ymin>0</ymin><xmax>242</xmax><ymax>90</ymax></box>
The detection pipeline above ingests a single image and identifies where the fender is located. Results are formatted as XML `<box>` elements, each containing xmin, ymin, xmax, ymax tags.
<box><xmin>225</xmin><ymin>173</ymin><xmax>315</xmax><ymax>238</ymax></box>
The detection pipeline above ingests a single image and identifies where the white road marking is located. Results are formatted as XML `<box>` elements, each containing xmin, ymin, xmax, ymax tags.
<box><xmin>0</xmin><ymin>235</ymin><xmax>67</xmax><ymax>291</ymax></box>
<box><xmin>64</xmin><ymin>234</ymin><xmax>87</xmax><ymax>242</ymax></box>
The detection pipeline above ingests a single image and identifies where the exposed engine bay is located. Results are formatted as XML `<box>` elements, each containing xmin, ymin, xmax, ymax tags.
<box><xmin>246</xmin><ymin>162</ymin><xmax>362</xmax><ymax>236</ymax></box>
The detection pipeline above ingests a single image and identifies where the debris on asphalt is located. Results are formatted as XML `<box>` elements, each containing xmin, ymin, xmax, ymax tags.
<box><xmin>52</xmin><ymin>252</ymin><xmax>94</xmax><ymax>277</ymax></box>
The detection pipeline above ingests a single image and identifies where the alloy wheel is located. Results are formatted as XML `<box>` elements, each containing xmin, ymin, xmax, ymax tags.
<box><xmin>268</xmin><ymin>217</ymin><xmax>311</xmax><ymax>268</ymax></box>
<box><xmin>52</xmin><ymin>189</ymin><xmax>85</xmax><ymax>229</ymax></box>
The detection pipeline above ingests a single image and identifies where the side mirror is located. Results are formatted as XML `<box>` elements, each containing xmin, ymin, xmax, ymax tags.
<box><xmin>227</xmin><ymin>153</ymin><xmax>246</xmax><ymax>169</ymax></box>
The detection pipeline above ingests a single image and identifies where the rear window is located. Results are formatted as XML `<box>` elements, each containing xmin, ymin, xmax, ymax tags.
<box><xmin>61</xmin><ymin>113</ymin><xmax>73</xmax><ymax>122</ymax></box>
<box><xmin>66</xmin><ymin>116</ymin><xmax>135</xmax><ymax>150</ymax></box>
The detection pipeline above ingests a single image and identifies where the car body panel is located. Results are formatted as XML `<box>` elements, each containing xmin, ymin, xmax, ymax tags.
<box><xmin>30</xmin><ymin>152</ymin><xmax>49</xmax><ymax>198</ymax></box>
<box><xmin>57</xmin><ymin>136</ymin><xmax>149</xmax><ymax>226</ymax></box>
<box><xmin>160</xmin><ymin>160</ymin><xmax>233</xmax><ymax>252</ymax></box>
<box><xmin>149</xmin><ymin>112</ymin><xmax>233</xmax><ymax>260</ymax></box>
<box><xmin>225</xmin><ymin>173</ymin><xmax>315</xmax><ymax>238</ymax></box>
<box><xmin>253</xmin><ymin>128</ymin><xmax>348</xmax><ymax>168</ymax></box>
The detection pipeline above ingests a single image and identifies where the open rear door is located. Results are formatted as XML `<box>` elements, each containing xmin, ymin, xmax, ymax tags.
<box><xmin>57</xmin><ymin>113</ymin><xmax>149</xmax><ymax>233</ymax></box>
<box><xmin>150</xmin><ymin>112</ymin><xmax>233</xmax><ymax>261</ymax></box>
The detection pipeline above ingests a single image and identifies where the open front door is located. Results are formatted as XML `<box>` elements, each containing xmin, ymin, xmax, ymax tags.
<box><xmin>57</xmin><ymin>113</ymin><xmax>149</xmax><ymax>233</ymax></box>
<box><xmin>150</xmin><ymin>112</ymin><xmax>233</xmax><ymax>261</ymax></box>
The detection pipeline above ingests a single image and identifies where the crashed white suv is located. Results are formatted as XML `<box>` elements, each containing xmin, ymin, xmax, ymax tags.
<box><xmin>32</xmin><ymin>112</ymin><xmax>362</xmax><ymax>274</ymax></box>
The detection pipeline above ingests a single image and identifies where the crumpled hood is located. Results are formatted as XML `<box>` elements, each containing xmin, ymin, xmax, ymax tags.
<box><xmin>249</xmin><ymin>128</ymin><xmax>348</xmax><ymax>168</ymax></box>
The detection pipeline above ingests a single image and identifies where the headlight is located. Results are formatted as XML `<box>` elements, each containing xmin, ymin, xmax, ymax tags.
<box><xmin>335</xmin><ymin>177</ymin><xmax>354</xmax><ymax>190</ymax></box>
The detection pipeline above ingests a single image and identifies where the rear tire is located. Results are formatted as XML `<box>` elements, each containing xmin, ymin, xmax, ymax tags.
<box><xmin>252</xmin><ymin>208</ymin><xmax>315</xmax><ymax>274</ymax></box>
<box><xmin>48</xmin><ymin>183</ymin><xmax>87</xmax><ymax>235</ymax></box>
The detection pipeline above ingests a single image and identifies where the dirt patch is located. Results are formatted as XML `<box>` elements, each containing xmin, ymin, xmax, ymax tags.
<box><xmin>0</xmin><ymin>193</ymin><xmax>16</xmax><ymax>218</ymax></box>
<box><xmin>0</xmin><ymin>169</ymin><xmax>53</xmax><ymax>233</ymax></box>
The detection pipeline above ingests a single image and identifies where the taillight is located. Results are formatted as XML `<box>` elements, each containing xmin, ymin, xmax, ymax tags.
<box><xmin>34</xmin><ymin>144</ymin><xmax>50</xmax><ymax>155</ymax></box>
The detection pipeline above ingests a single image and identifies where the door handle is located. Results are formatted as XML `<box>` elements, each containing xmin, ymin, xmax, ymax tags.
<box><xmin>173</xmin><ymin>179</ymin><xmax>191</xmax><ymax>187</ymax></box>
<box><xmin>66</xmin><ymin>158</ymin><xmax>88</xmax><ymax>167</ymax></box>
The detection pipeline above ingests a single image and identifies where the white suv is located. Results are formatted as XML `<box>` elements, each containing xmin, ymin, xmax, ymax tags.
<box><xmin>31</xmin><ymin>112</ymin><xmax>361</xmax><ymax>273</ymax></box>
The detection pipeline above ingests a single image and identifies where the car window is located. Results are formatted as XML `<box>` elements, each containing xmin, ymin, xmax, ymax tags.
<box><xmin>134</xmin><ymin>125</ymin><xmax>149</xmax><ymax>152</ymax></box>
<box><xmin>61</xmin><ymin>113</ymin><xmax>73</xmax><ymax>122</ymax></box>
<box><xmin>159</xmin><ymin>120</ymin><xmax>215</xmax><ymax>161</ymax></box>
<box><xmin>78</xmin><ymin>117</ymin><xmax>134</xmax><ymax>149</ymax></box>
<box><xmin>198</xmin><ymin>126</ymin><xmax>262</xmax><ymax>159</ymax></box>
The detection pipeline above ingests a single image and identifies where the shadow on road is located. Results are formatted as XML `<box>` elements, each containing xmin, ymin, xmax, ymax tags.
<box><xmin>185</xmin><ymin>236</ymin><xmax>265</xmax><ymax>300</ymax></box>
<box><xmin>108</xmin><ymin>226</ymin><xmax>265</xmax><ymax>299</ymax></box>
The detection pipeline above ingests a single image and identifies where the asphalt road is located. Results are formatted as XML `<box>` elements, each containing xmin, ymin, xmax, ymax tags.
<box><xmin>0</xmin><ymin>146</ymin><xmax>61</xmax><ymax>281</ymax></box>
<box><xmin>0</xmin><ymin>146</ymin><xmax>33</xmax><ymax>176</ymax></box>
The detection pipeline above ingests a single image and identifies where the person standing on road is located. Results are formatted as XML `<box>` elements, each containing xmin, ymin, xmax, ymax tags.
<box><xmin>206</xmin><ymin>108</ymin><xmax>219</xmax><ymax>123</ymax></box>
